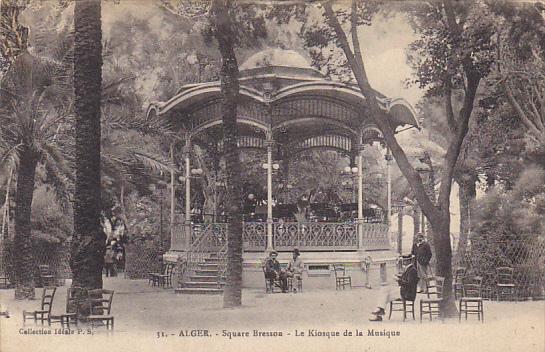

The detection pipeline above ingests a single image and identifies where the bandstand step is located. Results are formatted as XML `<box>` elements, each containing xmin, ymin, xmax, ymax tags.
<box><xmin>198</xmin><ymin>263</ymin><xmax>219</xmax><ymax>270</ymax></box>
<box><xmin>175</xmin><ymin>287</ymin><xmax>223</xmax><ymax>295</ymax></box>
<box><xmin>183</xmin><ymin>281</ymin><xmax>224</xmax><ymax>288</ymax></box>
<box><xmin>190</xmin><ymin>275</ymin><xmax>219</xmax><ymax>282</ymax></box>
<box><xmin>195</xmin><ymin>269</ymin><xmax>220</xmax><ymax>275</ymax></box>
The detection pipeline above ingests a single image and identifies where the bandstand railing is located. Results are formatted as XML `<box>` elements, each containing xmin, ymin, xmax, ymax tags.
<box><xmin>274</xmin><ymin>222</ymin><xmax>358</xmax><ymax>251</ymax></box>
<box><xmin>186</xmin><ymin>221</ymin><xmax>390</xmax><ymax>252</ymax></box>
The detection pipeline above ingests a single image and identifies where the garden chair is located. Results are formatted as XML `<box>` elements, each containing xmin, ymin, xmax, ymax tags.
<box><xmin>84</xmin><ymin>289</ymin><xmax>114</xmax><ymax>330</ymax></box>
<box><xmin>39</xmin><ymin>265</ymin><xmax>55</xmax><ymax>287</ymax></box>
<box><xmin>23</xmin><ymin>286</ymin><xmax>57</xmax><ymax>325</ymax></box>
<box><xmin>389</xmin><ymin>298</ymin><xmax>415</xmax><ymax>322</ymax></box>
<box><xmin>453</xmin><ymin>267</ymin><xmax>466</xmax><ymax>300</ymax></box>
<box><xmin>49</xmin><ymin>287</ymin><xmax>81</xmax><ymax>328</ymax></box>
<box><xmin>496</xmin><ymin>267</ymin><xmax>516</xmax><ymax>301</ymax></box>
<box><xmin>149</xmin><ymin>263</ymin><xmax>175</xmax><ymax>288</ymax></box>
<box><xmin>459</xmin><ymin>276</ymin><xmax>484</xmax><ymax>323</ymax></box>
<box><xmin>333</xmin><ymin>264</ymin><xmax>352</xmax><ymax>290</ymax></box>
<box><xmin>288</xmin><ymin>273</ymin><xmax>303</xmax><ymax>293</ymax></box>
<box><xmin>420</xmin><ymin>276</ymin><xmax>444</xmax><ymax>322</ymax></box>
<box><xmin>0</xmin><ymin>274</ymin><xmax>10</xmax><ymax>289</ymax></box>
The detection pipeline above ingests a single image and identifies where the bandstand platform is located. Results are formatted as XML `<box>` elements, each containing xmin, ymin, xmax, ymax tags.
<box><xmin>148</xmin><ymin>49</ymin><xmax>418</xmax><ymax>289</ymax></box>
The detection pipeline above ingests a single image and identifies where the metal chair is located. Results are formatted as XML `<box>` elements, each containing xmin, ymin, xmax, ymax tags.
<box><xmin>49</xmin><ymin>287</ymin><xmax>81</xmax><ymax>328</ymax></box>
<box><xmin>84</xmin><ymin>289</ymin><xmax>114</xmax><ymax>330</ymax></box>
<box><xmin>420</xmin><ymin>276</ymin><xmax>444</xmax><ymax>322</ymax></box>
<box><xmin>459</xmin><ymin>276</ymin><xmax>484</xmax><ymax>323</ymax></box>
<box><xmin>496</xmin><ymin>267</ymin><xmax>516</xmax><ymax>301</ymax></box>
<box><xmin>453</xmin><ymin>267</ymin><xmax>466</xmax><ymax>300</ymax></box>
<box><xmin>23</xmin><ymin>286</ymin><xmax>57</xmax><ymax>325</ymax></box>
<box><xmin>333</xmin><ymin>264</ymin><xmax>352</xmax><ymax>290</ymax></box>
<box><xmin>288</xmin><ymin>274</ymin><xmax>303</xmax><ymax>293</ymax></box>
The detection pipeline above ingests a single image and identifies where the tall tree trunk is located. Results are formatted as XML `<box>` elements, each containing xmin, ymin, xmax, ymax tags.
<box><xmin>321</xmin><ymin>0</ymin><xmax>481</xmax><ymax>317</ymax></box>
<box><xmin>456</xmin><ymin>176</ymin><xmax>476</xmax><ymax>262</ymax></box>
<box><xmin>210</xmin><ymin>0</ymin><xmax>243</xmax><ymax>308</ymax></box>
<box><xmin>413</xmin><ymin>205</ymin><xmax>421</xmax><ymax>237</ymax></box>
<box><xmin>13</xmin><ymin>147</ymin><xmax>38</xmax><ymax>299</ymax></box>
<box><xmin>70</xmin><ymin>0</ymin><xmax>105</xmax><ymax>290</ymax></box>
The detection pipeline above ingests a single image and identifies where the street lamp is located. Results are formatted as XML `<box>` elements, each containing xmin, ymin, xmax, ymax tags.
<box><xmin>393</xmin><ymin>200</ymin><xmax>406</xmax><ymax>255</ymax></box>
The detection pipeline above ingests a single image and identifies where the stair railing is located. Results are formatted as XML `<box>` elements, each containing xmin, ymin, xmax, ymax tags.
<box><xmin>216</xmin><ymin>241</ymin><xmax>228</xmax><ymax>289</ymax></box>
<box><xmin>178</xmin><ymin>223</ymin><xmax>226</xmax><ymax>288</ymax></box>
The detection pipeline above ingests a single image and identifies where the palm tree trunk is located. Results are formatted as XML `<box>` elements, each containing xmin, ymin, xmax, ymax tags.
<box><xmin>70</xmin><ymin>0</ymin><xmax>105</xmax><ymax>290</ymax></box>
<box><xmin>13</xmin><ymin>146</ymin><xmax>38</xmax><ymax>300</ymax></box>
<box><xmin>210</xmin><ymin>0</ymin><xmax>243</xmax><ymax>308</ymax></box>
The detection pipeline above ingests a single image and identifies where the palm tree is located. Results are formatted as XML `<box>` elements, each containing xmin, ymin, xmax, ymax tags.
<box><xmin>0</xmin><ymin>51</ymin><xmax>73</xmax><ymax>299</ymax></box>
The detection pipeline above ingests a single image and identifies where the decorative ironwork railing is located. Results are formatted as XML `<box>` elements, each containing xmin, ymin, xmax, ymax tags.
<box><xmin>242</xmin><ymin>222</ymin><xmax>267</xmax><ymax>251</ymax></box>
<box><xmin>178</xmin><ymin>223</ymin><xmax>226</xmax><ymax>288</ymax></box>
<box><xmin>183</xmin><ymin>222</ymin><xmax>390</xmax><ymax>252</ymax></box>
<box><xmin>360</xmin><ymin>223</ymin><xmax>390</xmax><ymax>250</ymax></box>
<box><xmin>274</xmin><ymin>222</ymin><xmax>358</xmax><ymax>251</ymax></box>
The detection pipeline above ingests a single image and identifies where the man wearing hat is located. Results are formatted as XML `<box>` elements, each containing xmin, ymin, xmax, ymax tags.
<box><xmin>411</xmin><ymin>233</ymin><xmax>433</xmax><ymax>293</ymax></box>
<box><xmin>369</xmin><ymin>255</ymin><xmax>418</xmax><ymax>321</ymax></box>
<box><xmin>287</xmin><ymin>249</ymin><xmax>304</xmax><ymax>292</ymax></box>
<box><xmin>265</xmin><ymin>251</ymin><xmax>288</xmax><ymax>292</ymax></box>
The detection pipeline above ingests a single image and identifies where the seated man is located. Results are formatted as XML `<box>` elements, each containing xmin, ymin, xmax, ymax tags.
<box><xmin>264</xmin><ymin>251</ymin><xmax>288</xmax><ymax>293</ymax></box>
<box><xmin>287</xmin><ymin>249</ymin><xmax>304</xmax><ymax>292</ymax></box>
<box><xmin>369</xmin><ymin>255</ymin><xmax>418</xmax><ymax>321</ymax></box>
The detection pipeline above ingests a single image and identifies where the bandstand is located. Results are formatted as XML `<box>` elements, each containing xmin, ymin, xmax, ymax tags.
<box><xmin>147</xmin><ymin>49</ymin><xmax>418</xmax><ymax>289</ymax></box>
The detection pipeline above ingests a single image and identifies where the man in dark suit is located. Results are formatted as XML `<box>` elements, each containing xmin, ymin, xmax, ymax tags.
<box><xmin>369</xmin><ymin>255</ymin><xmax>418</xmax><ymax>321</ymax></box>
<box><xmin>412</xmin><ymin>233</ymin><xmax>433</xmax><ymax>293</ymax></box>
<box><xmin>264</xmin><ymin>251</ymin><xmax>288</xmax><ymax>292</ymax></box>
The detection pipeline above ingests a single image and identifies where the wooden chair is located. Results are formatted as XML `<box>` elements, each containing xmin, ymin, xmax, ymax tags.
<box><xmin>23</xmin><ymin>286</ymin><xmax>57</xmax><ymax>325</ymax></box>
<box><xmin>333</xmin><ymin>264</ymin><xmax>352</xmax><ymax>290</ymax></box>
<box><xmin>39</xmin><ymin>265</ymin><xmax>55</xmax><ymax>287</ymax></box>
<box><xmin>49</xmin><ymin>287</ymin><xmax>80</xmax><ymax>328</ymax></box>
<box><xmin>84</xmin><ymin>289</ymin><xmax>114</xmax><ymax>330</ymax></box>
<box><xmin>287</xmin><ymin>273</ymin><xmax>303</xmax><ymax>293</ymax></box>
<box><xmin>149</xmin><ymin>263</ymin><xmax>175</xmax><ymax>288</ymax></box>
<box><xmin>459</xmin><ymin>276</ymin><xmax>484</xmax><ymax>323</ymax></box>
<box><xmin>0</xmin><ymin>275</ymin><xmax>10</xmax><ymax>289</ymax></box>
<box><xmin>453</xmin><ymin>267</ymin><xmax>466</xmax><ymax>300</ymax></box>
<box><xmin>389</xmin><ymin>298</ymin><xmax>415</xmax><ymax>321</ymax></box>
<box><xmin>496</xmin><ymin>267</ymin><xmax>516</xmax><ymax>301</ymax></box>
<box><xmin>420</xmin><ymin>276</ymin><xmax>444</xmax><ymax>322</ymax></box>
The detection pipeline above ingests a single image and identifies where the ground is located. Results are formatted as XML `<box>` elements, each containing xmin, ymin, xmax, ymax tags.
<box><xmin>1</xmin><ymin>277</ymin><xmax>543</xmax><ymax>352</ymax></box>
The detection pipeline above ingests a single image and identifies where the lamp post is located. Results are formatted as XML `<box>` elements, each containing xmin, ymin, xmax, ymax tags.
<box><xmin>416</xmin><ymin>165</ymin><xmax>431</xmax><ymax>235</ymax></box>
<box><xmin>393</xmin><ymin>200</ymin><xmax>405</xmax><ymax>255</ymax></box>
<box><xmin>262</xmin><ymin>159</ymin><xmax>279</xmax><ymax>250</ymax></box>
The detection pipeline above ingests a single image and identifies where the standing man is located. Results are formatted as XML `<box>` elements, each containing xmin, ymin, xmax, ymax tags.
<box><xmin>411</xmin><ymin>233</ymin><xmax>433</xmax><ymax>293</ymax></box>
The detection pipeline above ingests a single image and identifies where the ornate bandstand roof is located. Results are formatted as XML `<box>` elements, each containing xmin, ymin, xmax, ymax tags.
<box><xmin>147</xmin><ymin>49</ymin><xmax>418</xmax><ymax>157</ymax></box>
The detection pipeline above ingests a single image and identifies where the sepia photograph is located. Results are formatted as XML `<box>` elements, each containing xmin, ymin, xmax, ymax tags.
<box><xmin>0</xmin><ymin>0</ymin><xmax>544</xmax><ymax>351</ymax></box>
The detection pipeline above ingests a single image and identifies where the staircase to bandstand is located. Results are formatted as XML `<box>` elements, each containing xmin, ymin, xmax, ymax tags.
<box><xmin>175</xmin><ymin>224</ymin><xmax>227</xmax><ymax>295</ymax></box>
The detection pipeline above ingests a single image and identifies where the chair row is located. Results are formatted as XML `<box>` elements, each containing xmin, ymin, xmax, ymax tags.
<box><xmin>23</xmin><ymin>287</ymin><xmax>115</xmax><ymax>330</ymax></box>
<box><xmin>454</xmin><ymin>266</ymin><xmax>517</xmax><ymax>301</ymax></box>
<box><xmin>389</xmin><ymin>276</ymin><xmax>484</xmax><ymax>323</ymax></box>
